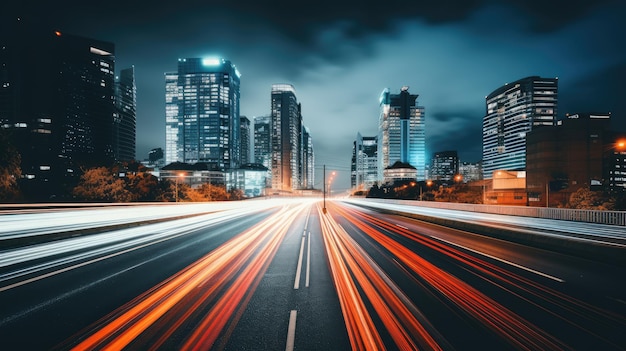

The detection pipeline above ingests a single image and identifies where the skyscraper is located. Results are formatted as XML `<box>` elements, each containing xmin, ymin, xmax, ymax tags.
<box><xmin>271</xmin><ymin>84</ymin><xmax>301</xmax><ymax>191</ymax></box>
<box><xmin>240</xmin><ymin>116</ymin><xmax>251</xmax><ymax>164</ymax></box>
<box><xmin>165</xmin><ymin>58</ymin><xmax>241</xmax><ymax>169</ymax></box>
<box><xmin>351</xmin><ymin>133</ymin><xmax>378</xmax><ymax>190</ymax></box>
<box><xmin>378</xmin><ymin>86</ymin><xmax>425</xmax><ymax>181</ymax></box>
<box><xmin>431</xmin><ymin>150</ymin><xmax>459</xmax><ymax>182</ymax></box>
<box><xmin>0</xmin><ymin>23</ymin><xmax>116</xmax><ymax>199</ymax></box>
<box><xmin>114</xmin><ymin>66</ymin><xmax>136</xmax><ymax>162</ymax></box>
<box><xmin>254</xmin><ymin>115</ymin><xmax>272</xmax><ymax>171</ymax></box>
<box><xmin>302</xmin><ymin>126</ymin><xmax>315</xmax><ymax>189</ymax></box>
<box><xmin>482</xmin><ymin>76</ymin><xmax>558</xmax><ymax>179</ymax></box>
<box><xmin>526</xmin><ymin>113</ymin><xmax>611</xmax><ymax>206</ymax></box>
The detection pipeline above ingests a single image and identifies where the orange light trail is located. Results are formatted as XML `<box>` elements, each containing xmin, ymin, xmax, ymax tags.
<box><xmin>66</xmin><ymin>203</ymin><xmax>310</xmax><ymax>350</ymax></box>
<box><xmin>330</xmin><ymin>202</ymin><xmax>571</xmax><ymax>350</ymax></box>
<box><xmin>318</xmin><ymin>203</ymin><xmax>444</xmax><ymax>350</ymax></box>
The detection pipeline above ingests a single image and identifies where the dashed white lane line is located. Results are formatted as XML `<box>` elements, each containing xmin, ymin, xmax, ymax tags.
<box><xmin>294</xmin><ymin>236</ymin><xmax>305</xmax><ymax>289</ymax></box>
<box><xmin>285</xmin><ymin>310</ymin><xmax>298</xmax><ymax>351</ymax></box>
<box><xmin>305</xmin><ymin>232</ymin><xmax>311</xmax><ymax>288</ymax></box>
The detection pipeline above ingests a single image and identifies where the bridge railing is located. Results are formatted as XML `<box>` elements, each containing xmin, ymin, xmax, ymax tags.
<box><xmin>363</xmin><ymin>199</ymin><xmax>626</xmax><ymax>226</ymax></box>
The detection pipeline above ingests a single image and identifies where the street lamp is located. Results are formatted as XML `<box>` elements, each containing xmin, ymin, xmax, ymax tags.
<box><xmin>175</xmin><ymin>172</ymin><xmax>184</xmax><ymax>202</ymax></box>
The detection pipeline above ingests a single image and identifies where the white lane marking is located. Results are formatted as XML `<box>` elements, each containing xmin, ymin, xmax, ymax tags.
<box><xmin>434</xmin><ymin>237</ymin><xmax>565</xmax><ymax>283</ymax></box>
<box><xmin>304</xmin><ymin>208</ymin><xmax>311</xmax><ymax>231</ymax></box>
<box><xmin>285</xmin><ymin>310</ymin><xmax>298</xmax><ymax>351</ymax></box>
<box><xmin>305</xmin><ymin>232</ymin><xmax>311</xmax><ymax>288</ymax></box>
<box><xmin>294</xmin><ymin>236</ymin><xmax>305</xmax><ymax>289</ymax></box>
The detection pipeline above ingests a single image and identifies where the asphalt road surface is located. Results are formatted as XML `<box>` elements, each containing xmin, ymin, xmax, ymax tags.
<box><xmin>1</xmin><ymin>198</ymin><xmax>624</xmax><ymax>350</ymax></box>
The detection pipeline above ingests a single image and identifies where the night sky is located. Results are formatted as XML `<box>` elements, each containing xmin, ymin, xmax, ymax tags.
<box><xmin>5</xmin><ymin>1</ymin><xmax>626</xmax><ymax>192</ymax></box>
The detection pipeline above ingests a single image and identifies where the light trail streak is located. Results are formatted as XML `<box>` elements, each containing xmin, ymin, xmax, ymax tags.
<box><xmin>60</xmin><ymin>202</ymin><xmax>312</xmax><ymax>350</ymax></box>
<box><xmin>0</xmin><ymin>209</ymin><xmax>260</xmax><ymax>291</ymax></box>
<box><xmin>332</xmin><ymin>203</ymin><xmax>626</xmax><ymax>350</ymax></box>
<box><xmin>432</xmin><ymin>236</ymin><xmax>564</xmax><ymax>282</ymax></box>
<box><xmin>348</xmin><ymin>204</ymin><xmax>626</xmax><ymax>334</ymax></box>
<box><xmin>319</xmin><ymin>204</ymin><xmax>444</xmax><ymax>350</ymax></box>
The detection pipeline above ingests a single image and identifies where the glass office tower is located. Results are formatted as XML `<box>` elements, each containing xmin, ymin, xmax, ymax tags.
<box><xmin>254</xmin><ymin>115</ymin><xmax>272</xmax><ymax>171</ymax></box>
<box><xmin>351</xmin><ymin>133</ymin><xmax>378</xmax><ymax>190</ymax></box>
<box><xmin>114</xmin><ymin>66</ymin><xmax>136</xmax><ymax>162</ymax></box>
<box><xmin>482</xmin><ymin>76</ymin><xmax>557</xmax><ymax>179</ymax></box>
<box><xmin>240</xmin><ymin>116</ymin><xmax>251</xmax><ymax>164</ymax></box>
<box><xmin>0</xmin><ymin>23</ymin><xmax>116</xmax><ymax>199</ymax></box>
<box><xmin>271</xmin><ymin>84</ymin><xmax>301</xmax><ymax>191</ymax></box>
<box><xmin>302</xmin><ymin>126</ymin><xmax>315</xmax><ymax>189</ymax></box>
<box><xmin>165</xmin><ymin>58</ymin><xmax>241</xmax><ymax>169</ymax></box>
<box><xmin>378</xmin><ymin>86</ymin><xmax>426</xmax><ymax>181</ymax></box>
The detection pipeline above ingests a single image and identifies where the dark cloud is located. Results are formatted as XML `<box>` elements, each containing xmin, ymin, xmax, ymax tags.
<box><xmin>4</xmin><ymin>0</ymin><xmax>624</xmax><ymax>193</ymax></box>
<box><xmin>10</xmin><ymin>0</ymin><xmax>617</xmax><ymax>42</ymax></box>
<box><xmin>559</xmin><ymin>62</ymin><xmax>626</xmax><ymax>130</ymax></box>
<box><xmin>426</xmin><ymin>111</ymin><xmax>484</xmax><ymax>163</ymax></box>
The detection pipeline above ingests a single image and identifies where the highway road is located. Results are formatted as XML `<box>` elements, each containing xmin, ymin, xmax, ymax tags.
<box><xmin>0</xmin><ymin>198</ymin><xmax>624</xmax><ymax>350</ymax></box>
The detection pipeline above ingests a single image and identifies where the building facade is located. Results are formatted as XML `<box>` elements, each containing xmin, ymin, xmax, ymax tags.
<box><xmin>114</xmin><ymin>66</ymin><xmax>136</xmax><ymax>162</ymax></box>
<box><xmin>378</xmin><ymin>86</ymin><xmax>426</xmax><ymax>181</ymax></box>
<box><xmin>459</xmin><ymin>161</ymin><xmax>482</xmax><ymax>182</ymax></box>
<box><xmin>526</xmin><ymin>113</ymin><xmax>611</xmax><ymax>207</ymax></box>
<box><xmin>351</xmin><ymin>133</ymin><xmax>378</xmax><ymax>190</ymax></box>
<box><xmin>430</xmin><ymin>150</ymin><xmax>459</xmax><ymax>182</ymax></box>
<box><xmin>240</xmin><ymin>116</ymin><xmax>251</xmax><ymax>164</ymax></box>
<box><xmin>270</xmin><ymin>84</ymin><xmax>302</xmax><ymax>192</ymax></box>
<box><xmin>254</xmin><ymin>115</ymin><xmax>272</xmax><ymax>171</ymax></box>
<box><xmin>606</xmin><ymin>132</ymin><xmax>626</xmax><ymax>193</ymax></box>
<box><xmin>383</xmin><ymin>161</ymin><xmax>417</xmax><ymax>184</ymax></box>
<box><xmin>165</xmin><ymin>58</ymin><xmax>241</xmax><ymax>170</ymax></box>
<box><xmin>482</xmin><ymin>76</ymin><xmax>558</xmax><ymax>179</ymax></box>
<box><xmin>0</xmin><ymin>24</ymin><xmax>116</xmax><ymax>199</ymax></box>
<box><xmin>302</xmin><ymin>126</ymin><xmax>315</xmax><ymax>189</ymax></box>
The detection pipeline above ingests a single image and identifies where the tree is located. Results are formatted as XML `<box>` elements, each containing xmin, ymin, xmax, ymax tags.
<box><xmin>72</xmin><ymin>167</ymin><xmax>133</xmax><ymax>202</ymax></box>
<box><xmin>567</xmin><ymin>188</ymin><xmax>615</xmax><ymax>210</ymax></box>
<box><xmin>125</xmin><ymin>172</ymin><xmax>160</xmax><ymax>201</ymax></box>
<box><xmin>229</xmin><ymin>188</ymin><xmax>244</xmax><ymax>200</ymax></box>
<box><xmin>0</xmin><ymin>130</ymin><xmax>22</xmax><ymax>202</ymax></box>
<box><xmin>187</xmin><ymin>183</ymin><xmax>230</xmax><ymax>201</ymax></box>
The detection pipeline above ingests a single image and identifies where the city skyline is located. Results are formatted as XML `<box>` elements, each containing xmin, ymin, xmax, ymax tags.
<box><xmin>4</xmin><ymin>1</ymin><xmax>625</xmax><ymax>192</ymax></box>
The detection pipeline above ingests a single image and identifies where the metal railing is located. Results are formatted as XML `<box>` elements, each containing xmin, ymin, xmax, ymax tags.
<box><xmin>364</xmin><ymin>199</ymin><xmax>626</xmax><ymax>226</ymax></box>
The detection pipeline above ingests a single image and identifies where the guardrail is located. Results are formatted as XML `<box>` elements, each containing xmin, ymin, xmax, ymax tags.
<box><xmin>363</xmin><ymin>199</ymin><xmax>626</xmax><ymax>226</ymax></box>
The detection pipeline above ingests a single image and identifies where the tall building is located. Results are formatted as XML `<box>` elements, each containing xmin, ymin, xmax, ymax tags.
<box><xmin>302</xmin><ymin>126</ymin><xmax>315</xmax><ymax>189</ymax></box>
<box><xmin>271</xmin><ymin>84</ymin><xmax>302</xmax><ymax>191</ymax></box>
<box><xmin>526</xmin><ymin>113</ymin><xmax>611</xmax><ymax>207</ymax></box>
<box><xmin>430</xmin><ymin>150</ymin><xmax>459</xmax><ymax>182</ymax></box>
<box><xmin>351</xmin><ymin>133</ymin><xmax>378</xmax><ymax>190</ymax></box>
<box><xmin>607</xmin><ymin>132</ymin><xmax>626</xmax><ymax>193</ymax></box>
<box><xmin>165</xmin><ymin>57</ymin><xmax>241</xmax><ymax>170</ymax></box>
<box><xmin>254</xmin><ymin>115</ymin><xmax>272</xmax><ymax>171</ymax></box>
<box><xmin>482</xmin><ymin>76</ymin><xmax>558</xmax><ymax>179</ymax></box>
<box><xmin>114</xmin><ymin>66</ymin><xmax>136</xmax><ymax>162</ymax></box>
<box><xmin>460</xmin><ymin>161</ymin><xmax>482</xmax><ymax>182</ymax></box>
<box><xmin>378</xmin><ymin>86</ymin><xmax>426</xmax><ymax>181</ymax></box>
<box><xmin>240</xmin><ymin>116</ymin><xmax>251</xmax><ymax>164</ymax></box>
<box><xmin>0</xmin><ymin>23</ymin><xmax>116</xmax><ymax>199</ymax></box>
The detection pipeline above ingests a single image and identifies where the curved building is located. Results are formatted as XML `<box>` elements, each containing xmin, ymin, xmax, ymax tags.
<box><xmin>482</xmin><ymin>76</ymin><xmax>557</xmax><ymax>179</ymax></box>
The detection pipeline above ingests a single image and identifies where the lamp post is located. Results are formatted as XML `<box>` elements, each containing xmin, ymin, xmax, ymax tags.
<box><xmin>175</xmin><ymin>172</ymin><xmax>184</xmax><ymax>203</ymax></box>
